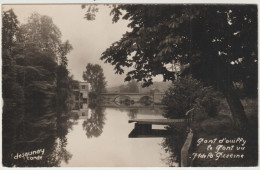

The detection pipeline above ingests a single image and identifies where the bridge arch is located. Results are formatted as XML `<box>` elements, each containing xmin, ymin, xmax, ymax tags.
<box><xmin>114</xmin><ymin>95</ymin><xmax>134</xmax><ymax>105</ymax></box>
<box><xmin>139</xmin><ymin>95</ymin><xmax>153</xmax><ymax>105</ymax></box>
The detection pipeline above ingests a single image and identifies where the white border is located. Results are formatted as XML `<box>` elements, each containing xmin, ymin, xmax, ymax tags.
<box><xmin>0</xmin><ymin>0</ymin><xmax>260</xmax><ymax>4</ymax></box>
<box><xmin>0</xmin><ymin>1</ymin><xmax>259</xmax><ymax>170</ymax></box>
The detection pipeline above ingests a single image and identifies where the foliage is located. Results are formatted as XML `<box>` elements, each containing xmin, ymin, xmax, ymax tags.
<box><xmin>161</xmin><ymin>76</ymin><xmax>221</xmax><ymax>166</ymax></box>
<box><xmin>2</xmin><ymin>10</ymin><xmax>75</xmax><ymax>167</ymax></box>
<box><xmin>93</xmin><ymin>5</ymin><xmax>257</xmax><ymax>88</ymax></box>
<box><xmin>83</xmin><ymin>63</ymin><xmax>107</xmax><ymax>94</ymax></box>
<box><xmin>107</xmin><ymin>81</ymin><xmax>169</xmax><ymax>93</ymax></box>
<box><xmin>83</xmin><ymin>5</ymin><xmax>257</xmax><ymax>129</ymax></box>
<box><xmin>87</xmin><ymin>91</ymin><xmax>99</xmax><ymax>103</ymax></box>
<box><xmin>2</xmin><ymin>9</ymin><xmax>19</xmax><ymax>50</ymax></box>
<box><xmin>58</xmin><ymin>40</ymin><xmax>73</xmax><ymax>66</ymax></box>
<box><xmin>119</xmin><ymin>80</ymin><xmax>139</xmax><ymax>93</ymax></box>
<box><xmin>18</xmin><ymin>13</ymin><xmax>61</xmax><ymax>58</ymax></box>
<box><xmin>161</xmin><ymin>126</ymin><xmax>186</xmax><ymax>167</ymax></box>
<box><xmin>162</xmin><ymin>76</ymin><xmax>221</xmax><ymax>119</ymax></box>
<box><xmin>2</xmin><ymin>10</ymin><xmax>25</xmax><ymax>166</ymax></box>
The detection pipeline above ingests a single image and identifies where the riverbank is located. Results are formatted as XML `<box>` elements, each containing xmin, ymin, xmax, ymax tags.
<box><xmin>191</xmin><ymin>98</ymin><xmax>258</xmax><ymax>167</ymax></box>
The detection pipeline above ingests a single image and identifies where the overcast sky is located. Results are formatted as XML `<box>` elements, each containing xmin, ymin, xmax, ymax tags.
<box><xmin>3</xmin><ymin>4</ymin><xmax>162</xmax><ymax>87</ymax></box>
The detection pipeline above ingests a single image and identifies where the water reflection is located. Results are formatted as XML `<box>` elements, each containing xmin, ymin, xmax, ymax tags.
<box><xmin>128</xmin><ymin>109</ymin><xmax>138</xmax><ymax>119</ymax></box>
<box><xmin>61</xmin><ymin>106</ymin><xmax>171</xmax><ymax>167</ymax></box>
<box><xmin>3</xmin><ymin>97</ymin><xmax>185</xmax><ymax>167</ymax></box>
<box><xmin>82</xmin><ymin>105</ymin><xmax>106</xmax><ymax>138</ymax></box>
<box><xmin>160</xmin><ymin>125</ymin><xmax>186</xmax><ymax>167</ymax></box>
<box><xmin>2</xmin><ymin>102</ymin><xmax>77</xmax><ymax>167</ymax></box>
<box><xmin>57</xmin><ymin>103</ymin><xmax>184</xmax><ymax>167</ymax></box>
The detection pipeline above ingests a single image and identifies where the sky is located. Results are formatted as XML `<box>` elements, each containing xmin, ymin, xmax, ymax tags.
<box><xmin>2</xmin><ymin>4</ymin><xmax>163</xmax><ymax>87</ymax></box>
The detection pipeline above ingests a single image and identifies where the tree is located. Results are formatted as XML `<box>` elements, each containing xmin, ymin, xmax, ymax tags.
<box><xmin>2</xmin><ymin>9</ymin><xmax>25</xmax><ymax>166</ymax></box>
<box><xmin>2</xmin><ymin>9</ymin><xmax>19</xmax><ymax>50</ymax></box>
<box><xmin>58</xmin><ymin>40</ymin><xmax>73</xmax><ymax>66</ymax></box>
<box><xmin>83</xmin><ymin>63</ymin><xmax>107</xmax><ymax>94</ymax></box>
<box><xmin>119</xmin><ymin>80</ymin><xmax>139</xmax><ymax>93</ymax></box>
<box><xmin>2</xmin><ymin>9</ymin><xmax>22</xmax><ymax>100</ymax></box>
<box><xmin>16</xmin><ymin>12</ymin><xmax>74</xmax><ymax>115</ymax></box>
<box><xmin>84</xmin><ymin>5</ymin><xmax>257</xmax><ymax>130</ymax></box>
<box><xmin>18</xmin><ymin>12</ymin><xmax>62</xmax><ymax>61</ymax></box>
<box><xmin>2</xmin><ymin>10</ymin><xmax>74</xmax><ymax>166</ymax></box>
<box><xmin>126</xmin><ymin>80</ymin><xmax>139</xmax><ymax>93</ymax></box>
<box><xmin>162</xmin><ymin>76</ymin><xmax>220</xmax><ymax>119</ymax></box>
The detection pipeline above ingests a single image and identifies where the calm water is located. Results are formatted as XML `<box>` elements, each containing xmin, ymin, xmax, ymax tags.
<box><xmin>3</xmin><ymin>102</ymin><xmax>183</xmax><ymax>167</ymax></box>
<box><xmin>60</xmin><ymin>106</ymin><xmax>177</xmax><ymax>167</ymax></box>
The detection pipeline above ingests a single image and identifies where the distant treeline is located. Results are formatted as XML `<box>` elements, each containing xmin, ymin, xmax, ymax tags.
<box><xmin>107</xmin><ymin>80</ymin><xmax>171</xmax><ymax>93</ymax></box>
<box><xmin>2</xmin><ymin>10</ymin><xmax>77</xmax><ymax>167</ymax></box>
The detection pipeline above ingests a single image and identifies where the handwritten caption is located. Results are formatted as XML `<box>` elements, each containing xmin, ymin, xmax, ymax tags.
<box><xmin>192</xmin><ymin>138</ymin><xmax>246</xmax><ymax>161</ymax></box>
<box><xmin>12</xmin><ymin>148</ymin><xmax>45</xmax><ymax>161</ymax></box>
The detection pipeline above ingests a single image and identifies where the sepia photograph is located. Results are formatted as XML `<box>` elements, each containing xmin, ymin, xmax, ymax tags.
<box><xmin>1</xmin><ymin>1</ymin><xmax>259</xmax><ymax>167</ymax></box>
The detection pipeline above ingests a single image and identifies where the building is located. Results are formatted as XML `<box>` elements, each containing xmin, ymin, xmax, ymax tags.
<box><xmin>72</xmin><ymin>81</ymin><xmax>90</xmax><ymax>110</ymax></box>
<box><xmin>72</xmin><ymin>103</ymin><xmax>90</xmax><ymax>119</ymax></box>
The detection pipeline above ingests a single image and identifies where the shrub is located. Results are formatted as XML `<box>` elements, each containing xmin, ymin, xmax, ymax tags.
<box><xmin>162</xmin><ymin>75</ymin><xmax>221</xmax><ymax>120</ymax></box>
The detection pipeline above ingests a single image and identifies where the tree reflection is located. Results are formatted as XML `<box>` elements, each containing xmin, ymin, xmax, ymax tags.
<box><xmin>127</xmin><ymin>109</ymin><xmax>139</xmax><ymax>119</ymax></box>
<box><xmin>2</xmin><ymin>102</ymin><xmax>77</xmax><ymax>167</ymax></box>
<box><xmin>161</xmin><ymin>125</ymin><xmax>186</xmax><ymax>167</ymax></box>
<box><xmin>82</xmin><ymin>106</ymin><xmax>106</xmax><ymax>138</ymax></box>
<box><xmin>54</xmin><ymin>137</ymin><xmax>72</xmax><ymax>164</ymax></box>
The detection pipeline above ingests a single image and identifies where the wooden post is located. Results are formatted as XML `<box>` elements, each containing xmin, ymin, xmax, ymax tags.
<box><xmin>181</xmin><ymin>132</ymin><xmax>194</xmax><ymax>167</ymax></box>
<box><xmin>185</xmin><ymin>108</ymin><xmax>194</xmax><ymax>133</ymax></box>
<box><xmin>185</xmin><ymin>115</ymin><xmax>188</xmax><ymax>133</ymax></box>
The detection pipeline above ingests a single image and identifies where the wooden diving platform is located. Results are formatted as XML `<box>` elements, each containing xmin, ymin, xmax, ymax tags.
<box><xmin>128</xmin><ymin>109</ymin><xmax>194</xmax><ymax>138</ymax></box>
<box><xmin>129</xmin><ymin>129</ymin><xmax>174</xmax><ymax>138</ymax></box>
<box><xmin>128</xmin><ymin>119</ymin><xmax>185</xmax><ymax>138</ymax></box>
<box><xmin>129</xmin><ymin>119</ymin><xmax>185</xmax><ymax>125</ymax></box>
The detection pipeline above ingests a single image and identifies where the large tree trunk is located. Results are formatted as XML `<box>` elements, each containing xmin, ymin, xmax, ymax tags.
<box><xmin>221</xmin><ymin>80</ymin><xmax>249</xmax><ymax>131</ymax></box>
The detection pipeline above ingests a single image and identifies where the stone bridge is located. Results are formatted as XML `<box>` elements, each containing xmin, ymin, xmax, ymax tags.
<box><xmin>100</xmin><ymin>93</ymin><xmax>165</xmax><ymax>105</ymax></box>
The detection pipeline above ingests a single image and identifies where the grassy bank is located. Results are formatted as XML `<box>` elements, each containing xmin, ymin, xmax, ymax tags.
<box><xmin>191</xmin><ymin>98</ymin><xmax>258</xmax><ymax>167</ymax></box>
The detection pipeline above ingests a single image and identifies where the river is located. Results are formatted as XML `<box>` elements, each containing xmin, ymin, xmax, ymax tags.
<box><xmin>60</xmin><ymin>105</ymin><xmax>179</xmax><ymax>167</ymax></box>
<box><xmin>2</xmin><ymin>103</ymin><xmax>184</xmax><ymax>167</ymax></box>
